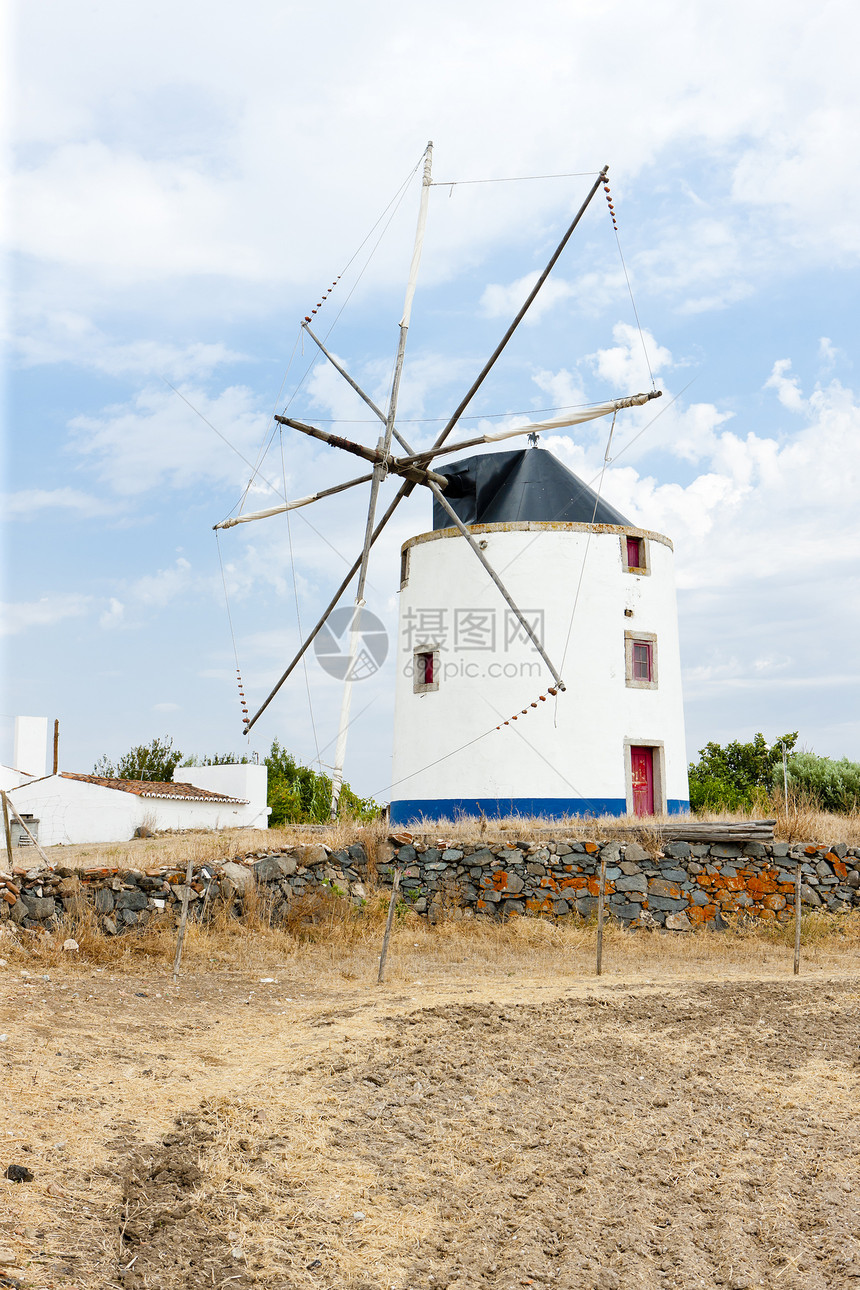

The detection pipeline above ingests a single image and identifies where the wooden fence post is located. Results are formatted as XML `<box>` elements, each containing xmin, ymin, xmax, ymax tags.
<box><xmin>793</xmin><ymin>859</ymin><xmax>802</xmax><ymax>977</ymax></box>
<box><xmin>377</xmin><ymin>867</ymin><xmax>402</xmax><ymax>985</ymax></box>
<box><xmin>172</xmin><ymin>855</ymin><xmax>196</xmax><ymax>982</ymax></box>
<box><xmin>1</xmin><ymin>793</ymin><xmax>13</xmax><ymax>874</ymax></box>
<box><xmin>596</xmin><ymin>852</ymin><xmax>607</xmax><ymax>976</ymax></box>
<box><xmin>4</xmin><ymin>795</ymin><xmax>52</xmax><ymax>869</ymax></box>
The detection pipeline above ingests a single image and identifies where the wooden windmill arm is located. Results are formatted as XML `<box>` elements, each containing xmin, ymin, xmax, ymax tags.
<box><xmin>244</xmin><ymin>479</ymin><xmax>414</xmax><ymax>732</ymax></box>
<box><xmin>427</xmin><ymin>480</ymin><xmax>566</xmax><ymax>691</ymax></box>
<box><xmin>245</xmin><ymin>165</ymin><xmax>609</xmax><ymax>732</ymax></box>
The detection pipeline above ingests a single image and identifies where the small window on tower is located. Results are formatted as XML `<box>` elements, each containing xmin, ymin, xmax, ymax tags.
<box><xmin>632</xmin><ymin>640</ymin><xmax>652</xmax><ymax>681</ymax></box>
<box><xmin>413</xmin><ymin>647</ymin><xmax>440</xmax><ymax>694</ymax></box>
<box><xmin>624</xmin><ymin>630</ymin><xmax>658</xmax><ymax>689</ymax></box>
<box><xmin>622</xmin><ymin>533</ymin><xmax>649</xmax><ymax>574</ymax></box>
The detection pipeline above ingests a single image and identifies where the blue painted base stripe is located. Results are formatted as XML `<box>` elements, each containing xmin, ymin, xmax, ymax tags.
<box><xmin>389</xmin><ymin>798</ymin><xmax>691</xmax><ymax>825</ymax></box>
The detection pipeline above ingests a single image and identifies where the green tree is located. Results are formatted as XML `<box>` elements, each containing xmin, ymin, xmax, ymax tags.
<box><xmin>93</xmin><ymin>736</ymin><xmax>183</xmax><ymax>782</ymax></box>
<box><xmin>182</xmin><ymin>753</ymin><xmax>251</xmax><ymax>767</ymax></box>
<box><xmin>688</xmin><ymin>731</ymin><xmax>798</xmax><ymax>811</ymax></box>
<box><xmin>786</xmin><ymin>751</ymin><xmax>860</xmax><ymax>813</ymax></box>
<box><xmin>264</xmin><ymin>739</ymin><xmax>377</xmax><ymax>824</ymax></box>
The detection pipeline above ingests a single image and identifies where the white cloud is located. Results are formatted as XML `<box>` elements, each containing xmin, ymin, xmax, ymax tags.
<box><xmin>480</xmin><ymin>274</ymin><xmax>576</xmax><ymax>325</ymax></box>
<box><xmin>764</xmin><ymin>358</ymin><xmax>806</xmax><ymax>413</ymax></box>
<box><xmin>1</xmin><ymin>593</ymin><xmax>91</xmax><ymax>636</ymax></box>
<box><xmin>545</xmin><ymin>355</ymin><xmax>860</xmax><ymax>755</ymax></box>
<box><xmin>587</xmin><ymin>323</ymin><xmax>672</xmax><ymax>392</ymax></box>
<box><xmin>605</xmin><ymin>369</ymin><xmax>860</xmax><ymax>596</ymax></box>
<box><xmin>12</xmin><ymin>307</ymin><xmax>243</xmax><ymax>379</ymax></box>
<box><xmin>818</xmin><ymin>337</ymin><xmax>839</xmax><ymax>373</ymax></box>
<box><xmin>68</xmin><ymin>383</ymin><xmax>273</xmax><ymax>496</ymax></box>
<box><xmin>3</xmin><ymin>488</ymin><xmax>119</xmax><ymax>519</ymax></box>
<box><xmin>99</xmin><ymin>598</ymin><xmax>125</xmax><ymax>629</ymax></box>
<box><xmin>531</xmin><ymin>367</ymin><xmax>587</xmax><ymax>411</ymax></box>
<box><xmin>11</xmin><ymin>1</ymin><xmax>860</xmax><ymax>303</ymax></box>
<box><xmin>7</xmin><ymin>1</ymin><xmax>860</xmax><ymax>773</ymax></box>
<box><xmin>128</xmin><ymin>558</ymin><xmax>193</xmax><ymax>609</ymax></box>
<box><xmin>154</xmin><ymin>702</ymin><xmax>180</xmax><ymax>712</ymax></box>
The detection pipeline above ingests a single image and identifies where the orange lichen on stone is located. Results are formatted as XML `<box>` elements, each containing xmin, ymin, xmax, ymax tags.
<box><xmin>763</xmin><ymin>893</ymin><xmax>786</xmax><ymax>911</ymax></box>
<box><xmin>584</xmin><ymin>842</ymin><xmax>600</xmax><ymax>854</ymax></box>
<box><xmin>832</xmin><ymin>859</ymin><xmax>848</xmax><ymax>878</ymax></box>
<box><xmin>686</xmin><ymin>904</ymin><xmax>707</xmax><ymax>926</ymax></box>
<box><xmin>805</xmin><ymin>845</ymin><xmax>820</xmax><ymax>855</ymax></box>
<box><xmin>757</xmin><ymin>907</ymin><xmax>777</xmax><ymax>921</ymax></box>
<box><xmin>650</xmin><ymin>881</ymin><xmax>683</xmax><ymax>899</ymax></box>
<box><xmin>746</xmin><ymin>876</ymin><xmax>778</xmax><ymax>896</ymax></box>
<box><xmin>493</xmin><ymin>871</ymin><xmax>509</xmax><ymax>891</ymax></box>
<box><xmin>565</xmin><ymin>876</ymin><xmax>588</xmax><ymax>891</ymax></box>
<box><xmin>525</xmin><ymin>897</ymin><xmax>553</xmax><ymax>914</ymax></box>
<box><xmin>539</xmin><ymin>876</ymin><xmax>560</xmax><ymax>891</ymax></box>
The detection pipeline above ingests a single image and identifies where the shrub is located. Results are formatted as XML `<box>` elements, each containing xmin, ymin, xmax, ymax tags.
<box><xmin>787</xmin><ymin>752</ymin><xmax>860</xmax><ymax>814</ymax></box>
<box><xmin>94</xmin><ymin>736</ymin><xmax>183</xmax><ymax>782</ymax></box>
<box><xmin>688</xmin><ymin>731</ymin><xmax>798</xmax><ymax>812</ymax></box>
<box><xmin>265</xmin><ymin>739</ymin><xmax>377</xmax><ymax>824</ymax></box>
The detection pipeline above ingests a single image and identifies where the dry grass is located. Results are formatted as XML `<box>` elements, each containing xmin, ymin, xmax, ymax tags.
<box><xmin>31</xmin><ymin>795</ymin><xmax>858</xmax><ymax>881</ymax></box>
<box><xmin>394</xmin><ymin>799</ymin><xmax>860</xmax><ymax>846</ymax></box>
<box><xmin>2</xmin><ymin>905</ymin><xmax>859</xmax><ymax>1289</ymax></box>
<box><xmin>37</xmin><ymin>816</ymin><xmax>391</xmax><ymax>874</ymax></box>
<box><xmin>6</xmin><ymin>884</ymin><xmax>860</xmax><ymax>984</ymax></box>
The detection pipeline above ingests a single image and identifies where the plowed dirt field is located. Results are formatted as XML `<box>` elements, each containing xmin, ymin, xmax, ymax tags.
<box><xmin>2</xmin><ymin>932</ymin><xmax>859</xmax><ymax>1290</ymax></box>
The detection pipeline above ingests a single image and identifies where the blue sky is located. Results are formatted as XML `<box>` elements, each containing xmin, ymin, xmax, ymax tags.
<box><xmin>3</xmin><ymin>0</ymin><xmax>859</xmax><ymax>797</ymax></box>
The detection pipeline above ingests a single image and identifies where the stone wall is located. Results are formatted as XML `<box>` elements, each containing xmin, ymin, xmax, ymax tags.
<box><xmin>379</xmin><ymin>837</ymin><xmax>860</xmax><ymax>929</ymax></box>
<box><xmin>1</xmin><ymin>836</ymin><xmax>858</xmax><ymax>936</ymax></box>
<box><xmin>0</xmin><ymin>842</ymin><xmax>370</xmax><ymax>936</ymax></box>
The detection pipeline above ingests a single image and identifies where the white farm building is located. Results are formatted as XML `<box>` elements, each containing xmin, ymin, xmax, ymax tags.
<box><xmin>389</xmin><ymin>447</ymin><xmax>689</xmax><ymax>825</ymax></box>
<box><xmin>7</xmin><ymin>764</ymin><xmax>269</xmax><ymax>848</ymax></box>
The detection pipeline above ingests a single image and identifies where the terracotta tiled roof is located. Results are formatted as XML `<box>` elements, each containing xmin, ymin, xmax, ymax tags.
<box><xmin>59</xmin><ymin>773</ymin><xmax>249</xmax><ymax>804</ymax></box>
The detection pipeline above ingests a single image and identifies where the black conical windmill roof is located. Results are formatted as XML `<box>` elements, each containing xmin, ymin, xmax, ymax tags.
<box><xmin>431</xmin><ymin>447</ymin><xmax>632</xmax><ymax>530</ymax></box>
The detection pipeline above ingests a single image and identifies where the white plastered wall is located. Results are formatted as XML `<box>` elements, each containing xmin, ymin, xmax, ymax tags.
<box><xmin>391</xmin><ymin>522</ymin><xmax>688</xmax><ymax>811</ymax></box>
<box><xmin>7</xmin><ymin>775</ymin><xmax>261</xmax><ymax>847</ymax></box>
<box><xmin>175</xmin><ymin>765</ymin><xmax>269</xmax><ymax>828</ymax></box>
<box><xmin>13</xmin><ymin>717</ymin><xmax>48</xmax><ymax>778</ymax></box>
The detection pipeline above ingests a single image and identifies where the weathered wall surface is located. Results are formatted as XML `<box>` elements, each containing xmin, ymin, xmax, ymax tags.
<box><xmin>1</xmin><ymin>837</ymin><xmax>858</xmax><ymax>935</ymax></box>
<box><xmin>392</xmin><ymin>525</ymin><xmax>689</xmax><ymax>819</ymax></box>
<box><xmin>377</xmin><ymin>838</ymin><xmax>860</xmax><ymax>929</ymax></box>
<box><xmin>7</xmin><ymin>774</ymin><xmax>266</xmax><ymax>847</ymax></box>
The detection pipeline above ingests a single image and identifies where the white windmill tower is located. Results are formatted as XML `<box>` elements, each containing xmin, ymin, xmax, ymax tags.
<box><xmin>216</xmin><ymin>146</ymin><xmax>684</xmax><ymax>820</ymax></box>
<box><xmin>389</xmin><ymin>445</ymin><xmax>689</xmax><ymax>824</ymax></box>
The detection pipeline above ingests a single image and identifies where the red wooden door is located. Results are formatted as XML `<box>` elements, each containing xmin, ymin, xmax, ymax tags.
<box><xmin>631</xmin><ymin>746</ymin><xmax>654</xmax><ymax>816</ymax></box>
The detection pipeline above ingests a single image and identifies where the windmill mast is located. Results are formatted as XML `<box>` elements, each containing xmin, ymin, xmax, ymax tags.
<box><xmin>328</xmin><ymin>141</ymin><xmax>434</xmax><ymax>817</ymax></box>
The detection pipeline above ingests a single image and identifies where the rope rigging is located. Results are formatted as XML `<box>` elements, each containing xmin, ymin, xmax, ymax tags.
<box><xmin>207</xmin><ymin>152</ymin><xmax>679</xmax><ymax>821</ymax></box>
<box><xmin>602</xmin><ymin>174</ymin><xmax>657</xmax><ymax>391</ymax></box>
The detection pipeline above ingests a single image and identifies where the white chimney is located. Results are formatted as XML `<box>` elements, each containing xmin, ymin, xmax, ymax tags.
<box><xmin>13</xmin><ymin>716</ymin><xmax>48</xmax><ymax>778</ymax></box>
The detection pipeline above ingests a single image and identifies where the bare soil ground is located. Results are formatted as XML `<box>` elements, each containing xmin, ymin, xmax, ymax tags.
<box><xmin>2</xmin><ymin>921</ymin><xmax>859</xmax><ymax>1290</ymax></box>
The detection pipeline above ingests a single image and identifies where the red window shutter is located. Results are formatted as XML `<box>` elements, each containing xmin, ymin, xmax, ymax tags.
<box><xmin>632</xmin><ymin>641</ymin><xmax>652</xmax><ymax>681</ymax></box>
<box><xmin>423</xmin><ymin>652</ymin><xmax>434</xmax><ymax>684</ymax></box>
<box><xmin>626</xmin><ymin>537</ymin><xmax>641</xmax><ymax>568</ymax></box>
